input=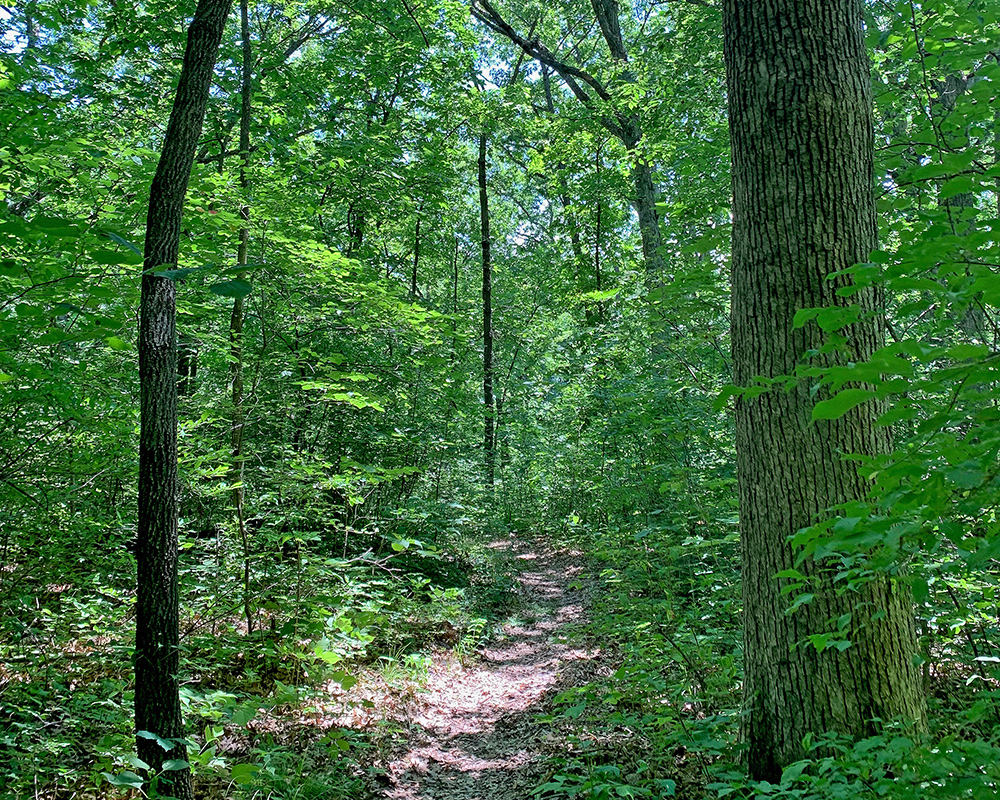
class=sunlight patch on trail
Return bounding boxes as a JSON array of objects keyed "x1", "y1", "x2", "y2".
[{"x1": 376, "y1": 542, "x2": 599, "y2": 800}]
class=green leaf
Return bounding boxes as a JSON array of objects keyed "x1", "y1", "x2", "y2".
[
  {"x1": 136, "y1": 729, "x2": 174, "y2": 751},
  {"x1": 946, "y1": 464, "x2": 984, "y2": 489},
  {"x1": 774, "y1": 568, "x2": 806, "y2": 580},
  {"x1": 314, "y1": 646, "x2": 342, "y2": 665},
  {"x1": 579, "y1": 287, "x2": 620, "y2": 302},
  {"x1": 337, "y1": 673, "x2": 358, "y2": 691},
  {"x1": 812, "y1": 389, "x2": 875, "y2": 421},
  {"x1": 938, "y1": 174, "x2": 978, "y2": 199},
  {"x1": 154, "y1": 267, "x2": 203, "y2": 281},
  {"x1": 97, "y1": 228, "x2": 142, "y2": 256},
  {"x1": 123, "y1": 755, "x2": 150, "y2": 771},
  {"x1": 102, "y1": 771, "x2": 144, "y2": 789},
  {"x1": 161, "y1": 759, "x2": 189, "y2": 771},
  {"x1": 231, "y1": 763, "x2": 260, "y2": 784},
  {"x1": 208, "y1": 279, "x2": 252, "y2": 298},
  {"x1": 90, "y1": 248, "x2": 143, "y2": 266},
  {"x1": 713, "y1": 384, "x2": 743, "y2": 411},
  {"x1": 106, "y1": 336, "x2": 128, "y2": 350},
  {"x1": 230, "y1": 704, "x2": 257, "y2": 726},
  {"x1": 789, "y1": 593, "x2": 815, "y2": 612}
]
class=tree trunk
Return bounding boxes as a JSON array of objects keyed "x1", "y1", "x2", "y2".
[
  {"x1": 23, "y1": 0, "x2": 40, "y2": 50},
  {"x1": 479, "y1": 130, "x2": 496, "y2": 487},
  {"x1": 589, "y1": 0, "x2": 664, "y2": 286},
  {"x1": 136, "y1": 0, "x2": 231, "y2": 794},
  {"x1": 723, "y1": 0, "x2": 924, "y2": 781},
  {"x1": 472, "y1": 0, "x2": 664, "y2": 287},
  {"x1": 231, "y1": 0, "x2": 253, "y2": 636},
  {"x1": 177, "y1": 333, "x2": 198, "y2": 396},
  {"x1": 411, "y1": 216, "x2": 420, "y2": 296},
  {"x1": 631, "y1": 158, "x2": 664, "y2": 288}
]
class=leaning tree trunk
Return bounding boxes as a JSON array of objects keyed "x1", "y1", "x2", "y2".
[
  {"x1": 723, "y1": 0, "x2": 924, "y2": 781},
  {"x1": 136, "y1": 0, "x2": 231, "y2": 794}
]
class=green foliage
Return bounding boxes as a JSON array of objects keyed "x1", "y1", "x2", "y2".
[
  {"x1": 3, "y1": 0, "x2": 999, "y2": 795},
  {"x1": 711, "y1": 726, "x2": 1000, "y2": 800}
]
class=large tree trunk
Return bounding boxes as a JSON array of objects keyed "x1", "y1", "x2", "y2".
[
  {"x1": 136, "y1": 0, "x2": 231, "y2": 794},
  {"x1": 723, "y1": 0, "x2": 924, "y2": 781},
  {"x1": 479, "y1": 130, "x2": 496, "y2": 487}
]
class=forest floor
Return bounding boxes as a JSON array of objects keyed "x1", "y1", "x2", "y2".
[{"x1": 354, "y1": 536, "x2": 604, "y2": 799}]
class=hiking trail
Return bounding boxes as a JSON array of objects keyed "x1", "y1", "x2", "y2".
[{"x1": 367, "y1": 537, "x2": 601, "y2": 799}]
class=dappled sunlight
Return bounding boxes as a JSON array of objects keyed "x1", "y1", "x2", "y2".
[{"x1": 365, "y1": 541, "x2": 600, "y2": 799}]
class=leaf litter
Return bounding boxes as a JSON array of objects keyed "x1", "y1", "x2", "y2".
[{"x1": 365, "y1": 537, "x2": 602, "y2": 799}]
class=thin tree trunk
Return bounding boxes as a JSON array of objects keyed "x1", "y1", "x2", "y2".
[
  {"x1": 594, "y1": 142, "x2": 602, "y2": 292},
  {"x1": 232, "y1": 0, "x2": 253, "y2": 636},
  {"x1": 177, "y1": 333, "x2": 198, "y2": 396},
  {"x1": 472, "y1": 0, "x2": 664, "y2": 287},
  {"x1": 631, "y1": 158, "x2": 663, "y2": 287},
  {"x1": 542, "y1": 66, "x2": 587, "y2": 280},
  {"x1": 411, "y1": 217, "x2": 420, "y2": 296},
  {"x1": 136, "y1": 0, "x2": 231, "y2": 794},
  {"x1": 479, "y1": 130, "x2": 496, "y2": 487},
  {"x1": 23, "y1": 0, "x2": 40, "y2": 50},
  {"x1": 589, "y1": 0, "x2": 663, "y2": 286},
  {"x1": 723, "y1": 0, "x2": 924, "y2": 781}
]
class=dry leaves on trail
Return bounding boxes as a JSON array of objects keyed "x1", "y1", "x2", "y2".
[{"x1": 369, "y1": 538, "x2": 603, "y2": 800}]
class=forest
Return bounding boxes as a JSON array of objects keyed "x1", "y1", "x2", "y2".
[{"x1": 1, "y1": 0, "x2": 999, "y2": 797}]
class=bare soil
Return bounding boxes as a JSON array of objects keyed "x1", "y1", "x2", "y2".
[{"x1": 370, "y1": 537, "x2": 601, "y2": 800}]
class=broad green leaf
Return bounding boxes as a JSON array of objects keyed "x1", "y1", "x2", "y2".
[
  {"x1": 136, "y1": 729, "x2": 174, "y2": 751},
  {"x1": 314, "y1": 646, "x2": 342, "y2": 665},
  {"x1": 938, "y1": 174, "x2": 979, "y2": 199},
  {"x1": 774, "y1": 568, "x2": 806, "y2": 580},
  {"x1": 90, "y1": 248, "x2": 142, "y2": 265},
  {"x1": 153, "y1": 267, "x2": 203, "y2": 281},
  {"x1": 123, "y1": 755, "x2": 150, "y2": 771},
  {"x1": 102, "y1": 771, "x2": 144, "y2": 789},
  {"x1": 230, "y1": 704, "x2": 257, "y2": 726},
  {"x1": 812, "y1": 389, "x2": 875, "y2": 421},
  {"x1": 231, "y1": 763, "x2": 260, "y2": 784},
  {"x1": 161, "y1": 759, "x2": 189, "y2": 771},
  {"x1": 97, "y1": 228, "x2": 142, "y2": 256},
  {"x1": 208, "y1": 279, "x2": 253, "y2": 298}
]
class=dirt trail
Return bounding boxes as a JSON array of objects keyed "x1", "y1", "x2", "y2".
[{"x1": 376, "y1": 539, "x2": 599, "y2": 800}]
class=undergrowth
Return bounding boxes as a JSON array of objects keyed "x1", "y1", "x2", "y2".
[
  {"x1": 536, "y1": 520, "x2": 1000, "y2": 800},
  {"x1": 0, "y1": 500, "x2": 520, "y2": 799}
]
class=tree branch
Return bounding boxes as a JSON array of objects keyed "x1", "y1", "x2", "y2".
[{"x1": 470, "y1": 0, "x2": 627, "y2": 139}]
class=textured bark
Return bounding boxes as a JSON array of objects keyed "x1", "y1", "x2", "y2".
[
  {"x1": 479, "y1": 131, "x2": 496, "y2": 487},
  {"x1": 723, "y1": 0, "x2": 924, "y2": 781},
  {"x1": 631, "y1": 159, "x2": 663, "y2": 287},
  {"x1": 136, "y1": 0, "x2": 232, "y2": 794}
]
